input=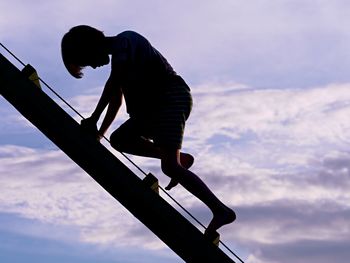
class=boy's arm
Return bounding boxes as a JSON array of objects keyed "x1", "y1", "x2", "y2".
[
  {"x1": 81, "y1": 76, "x2": 122, "y2": 140},
  {"x1": 90, "y1": 76, "x2": 114, "y2": 122},
  {"x1": 97, "y1": 84, "x2": 123, "y2": 139}
]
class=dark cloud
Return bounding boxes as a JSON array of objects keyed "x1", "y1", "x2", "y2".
[
  {"x1": 232, "y1": 201, "x2": 350, "y2": 263},
  {"x1": 252, "y1": 239, "x2": 350, "y2": 263},
  {"x1": 302, "y1": 154, "x2": 350, "y2": 189}
]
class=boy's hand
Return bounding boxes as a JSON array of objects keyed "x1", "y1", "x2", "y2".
[{"x1": 80, "y1": 117, "x2": 98, "y2": 139}]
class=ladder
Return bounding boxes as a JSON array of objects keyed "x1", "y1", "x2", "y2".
[{"x1": 0, "y1": 53, "x2": 235, "y2": 263}]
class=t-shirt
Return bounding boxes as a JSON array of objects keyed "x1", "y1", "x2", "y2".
[{"x1": 110, "y1": 31, "x2": 188, "y2": 118}]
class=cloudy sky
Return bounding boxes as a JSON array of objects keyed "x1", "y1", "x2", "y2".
[{"x1": 1, "y1": 1, "x2": 350, "y2": 262}]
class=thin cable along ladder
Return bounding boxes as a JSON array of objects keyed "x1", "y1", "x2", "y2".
[{"x1": 0, "y1": 52, "x2": 237, "y2": 263}]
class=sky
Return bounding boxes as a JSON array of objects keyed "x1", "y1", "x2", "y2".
[{"x1": 1, "y1": 0, "x2": 350, "y2": 262}]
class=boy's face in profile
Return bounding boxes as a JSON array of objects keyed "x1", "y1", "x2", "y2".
[
  {"x1": 83, "y1": 51, "x2": 110, "y2": 69},
  {"x1": 68, "y1": 51, "x2": 110, "y2": 78}
]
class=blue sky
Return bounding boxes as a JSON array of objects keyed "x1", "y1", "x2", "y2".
[{"x1": 1, "y1": 1, "x2": 350, "y2": 262}]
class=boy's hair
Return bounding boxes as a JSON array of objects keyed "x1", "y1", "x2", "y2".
[{"x1": 61, "y1": 25, "x2": 105, "y2": 78}]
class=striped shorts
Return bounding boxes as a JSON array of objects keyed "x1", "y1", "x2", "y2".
[
  {"x1": 112, "y1": 83, "x2": 192, "y2": 150},
  {"x1": 154, "y1": 84, "x2": 192, "y2": 148}
]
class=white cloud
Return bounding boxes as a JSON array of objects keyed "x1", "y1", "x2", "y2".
[{"x1": 188, "y1": 83, "x2": 350, "y2": 151}]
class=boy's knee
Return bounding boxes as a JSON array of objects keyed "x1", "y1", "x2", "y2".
[{"x1": 110, "y1": 130, "x2": 126, "y2": 151}]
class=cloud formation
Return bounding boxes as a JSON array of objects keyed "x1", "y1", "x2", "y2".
[{"x1": 1, "y1": 81, "x2": 350, "y2": 262}]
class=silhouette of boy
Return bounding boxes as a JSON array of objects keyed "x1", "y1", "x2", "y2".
[{"x1": 61, "y1": 25, "x2": 235, "y2": 235}]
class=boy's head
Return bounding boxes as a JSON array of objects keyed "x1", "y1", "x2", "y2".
[{"x1": 61, "y1": 25, "x2": 110, "y2": 78}]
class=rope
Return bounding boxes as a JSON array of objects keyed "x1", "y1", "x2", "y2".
[
  {"x1": 0, "y1": 43, "x2": 26, "y2": 67},
  {"x1": 0, "y1": 43, "x2": 245, "y2": 263}
]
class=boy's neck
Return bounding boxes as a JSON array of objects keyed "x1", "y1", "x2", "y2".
[{"x1": 105, "y1": 37, "x2": 114, "y2": 54}]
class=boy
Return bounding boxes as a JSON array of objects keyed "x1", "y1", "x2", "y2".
[{"x1": 61, "y1": 25, "x2": 235, "y2": 235}]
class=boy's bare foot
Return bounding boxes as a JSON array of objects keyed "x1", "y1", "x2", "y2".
[
  {"x1": 205, "y1": 207, "x2": 236, "y2": 235},
  {"x1": 164, "y1": 179, "x2": 179, "y2": 191},
  {"x1": 165, "y1": 153, "x2": 194, "y2": 190}
]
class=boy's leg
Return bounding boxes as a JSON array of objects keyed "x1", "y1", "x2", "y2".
[
  {"x1": 110, "y1": 118, "x2": 161, "y2": 158},
  {"x1": 160, "y1": 148, "x2": 236, "y2": 233},
  {"x1": 110, "y1": 119, "x2": 194, "y2": 166},
  {"x1": 165, "y1": 152, "x2": 193, "y2": 190},
  {"x1": 111, "y1": 121, "x2": 235, "y2": 232}
]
